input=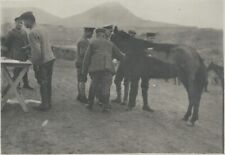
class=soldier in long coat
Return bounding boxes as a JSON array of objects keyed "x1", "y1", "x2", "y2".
[
  {"x1": 82, "y1": 28, "x2": 124, "y2": 112},
  {"x1": 76, "y1": 27, "x2": 95, "y2": 103}
]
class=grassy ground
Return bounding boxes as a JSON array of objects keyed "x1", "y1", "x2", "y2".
[{"x1": 1, "y1": 59, "x2": 223, "y2": 153}]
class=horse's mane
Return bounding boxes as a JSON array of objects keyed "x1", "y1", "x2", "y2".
[{"x1": 117, "y1": 30, "x2": 177, "y2": 53}]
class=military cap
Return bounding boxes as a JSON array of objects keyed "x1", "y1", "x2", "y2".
[
  {"x1": 84, "y1": 27, "x2": 95, "y2": 32},
  {"x1": 14, "y1": 17, "x2": 21, "y2": 21},
  {"x1": 103, "y1": 24, "x2": 113, "y2": 30},
  {"x1": 146, "y1": 32, "x2": 157, "y2": 37},
  {"x1": 20, "y1": 11, "x2": 35, "y2": 21},
  {"x1": 95, "y1": 28, "x2": 106, "y2": 33},
  {"x1": 128, "y1": 30, "x2": 136, "y2": 35}
]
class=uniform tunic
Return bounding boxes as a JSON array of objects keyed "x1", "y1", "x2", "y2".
[
  {"x1": 83, "y1": 38, "x2": 124, "y2": 75},
  {"x1": 5, "y1": 28, "x2": 29, "y2": 61}
]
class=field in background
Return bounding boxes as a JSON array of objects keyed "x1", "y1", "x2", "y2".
[
  {"x1": 1, "y1": 59, "x2": 223, "y2": 154},
  {"x1": 1, "y1": 23, "x2": 223, "y2": 65}
]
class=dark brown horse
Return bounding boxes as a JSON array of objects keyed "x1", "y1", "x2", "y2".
[
  {"x1": 207, "y1": 62, "x2": 224, "y2": 88},
  {"x1": 111, "y1": 27, "x2": 207, "y2": 126}
]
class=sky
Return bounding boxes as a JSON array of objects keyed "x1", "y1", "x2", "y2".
[{"x1": 1, "y1": 0, "x2": 224, "y2": 29}]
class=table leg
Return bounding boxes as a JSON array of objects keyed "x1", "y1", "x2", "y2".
[{"x1": 1, "y1": 65, "x2": 29, "y2": 112}]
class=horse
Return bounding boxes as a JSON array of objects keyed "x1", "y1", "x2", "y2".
[
  {"x1": 207, "y1": 62, "x2": 224, "y2": 89},
  {"x1": 111, "y1": 26, "x2": 207, "y2": 126}
]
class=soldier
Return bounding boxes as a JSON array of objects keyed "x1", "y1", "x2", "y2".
[
  {"x1": 103, "y1": 24, "x2": 114, "y2": 40},
  {"x1": 5, "y1": 17, "x2": 33, "y2": 89},
  {"x1": 76, "y1": 27, "x2": 95, "y2": 103},
  {"x1": 20, "y1": 11, "x2": 55, "y2": 111},
  {"x1": 82, "y1": 28, "x2": 124, "y2": 112},
  {"x1": 128, "y1": 30, "x2": 136, "y2": 37}
]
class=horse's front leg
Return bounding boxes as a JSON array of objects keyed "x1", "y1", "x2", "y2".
[
  {"x1": 141, "y1": 78, "x2": 154, "y2": 112},
  {"x1": 127, "y1": 77, "x2": 140, "y2": 110}
]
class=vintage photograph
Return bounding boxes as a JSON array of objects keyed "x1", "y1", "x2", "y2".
[{"x1": 0, "y1": 0, "x2": 224, "y2": 154}]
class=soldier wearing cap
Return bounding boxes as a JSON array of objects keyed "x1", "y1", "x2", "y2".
[
  {"x1": 146, "y1": 32, "x2": 157, "y2": 43},
  {"x1": 128, "y1": 30, "x2": 136, "y2": 38},
  {"x1": 76, "y1": 27, "x2": 95, "y2": 103},
  {"x1": 83, "y1": 28, "x2": 124, "y2": 112},
  {"x1": 5, "y1": 17, "x2": 33, "y2": 89},
  {"x1": 103, "y1": 24, "x2": 113, "y2": 40},
  {"x1": 20, "y1": 11, "x2": 55, "y2": 111}
]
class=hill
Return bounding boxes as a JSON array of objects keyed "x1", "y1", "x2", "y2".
[
  {"x1": 59, "y1": 2, "x2": 181, "y2": 28},
  {"x1": 1, "y1": 7, "x2": 61, "y2": 24}
]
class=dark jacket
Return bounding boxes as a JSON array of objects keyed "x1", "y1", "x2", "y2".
[
  {"x1": 76, "y1": 37, "x2": 89, "y2": 68},
  {"x1": 82, "y1": 38, "x2": 124, "y2": 74},
  {"x1": 5, "y1": 28, "x2": 29, "y2": 61}
]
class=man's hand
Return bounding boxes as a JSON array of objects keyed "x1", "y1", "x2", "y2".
[{"x1": 21, "y1": 45, "x2": 31, "y2": 51}]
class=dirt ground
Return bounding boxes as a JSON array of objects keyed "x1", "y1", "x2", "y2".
[{"x1": 1, "y1": 59, "x2": 224, "y2": 154}]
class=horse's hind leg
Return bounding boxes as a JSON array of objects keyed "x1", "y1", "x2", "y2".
[
  {"x1": 184, "y1": 78, "x2": 204, "y2": 126},
  {"x1": 181, "y1": 76, "x2": 195, "y2": 122},
  {"x1": 190, "y1": 81, "x2": 205, "y2": 124},
  {"x1": 141, "y1": 78, "x2": 154, "y2": 112},
  {"x1": 190, "y1": 92, "x2": 201, "y2": 124},
  {"x1": 127, "y1": 77, "x2": 140, "y2": 110}
]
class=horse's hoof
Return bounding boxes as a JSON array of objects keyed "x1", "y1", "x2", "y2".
[
  {"x1": 142, "y1": 106, "x2": 154, "y2": 112},
  {"x1": 186, "y1": 121, "x2": 195, "y2": 127}
]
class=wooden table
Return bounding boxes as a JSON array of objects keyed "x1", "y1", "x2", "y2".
[{"x1": 1, "y1": 58, "x2": 32, "y2": 112}]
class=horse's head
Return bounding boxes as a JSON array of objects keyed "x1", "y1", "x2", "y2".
[
  {"x1": 111, "y1": 26, "x2": 132, "y2": 49},
  {"x1": 111, "y1": 26, "x2": 148, "y2": 56}
]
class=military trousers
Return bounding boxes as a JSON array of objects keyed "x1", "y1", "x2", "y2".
[
  {"x1": 33, "y1": 60, "x2": 54, "y2": 105},
  {"x1": 76, "y1": 67, "x2": 87, "y2": 99},
  {"x1": 88, "y1": 71, "x2": 113, "y2": 107}
]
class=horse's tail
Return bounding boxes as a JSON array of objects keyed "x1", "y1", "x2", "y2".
[{"x1": 195, "y1": 55, "x2": 207, "y2": 93}]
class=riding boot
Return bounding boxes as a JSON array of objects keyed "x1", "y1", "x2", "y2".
[
  {"x1": 102, "y1": 95, "x2": 111, "y2": 112},
  {"x1": 86, "y1": 98, "x2": 94, "y2": 110},
  {"x1": 79, "y1": 82, "x2": 88, "y2": 103},
  {"x1": 112, "y1": 84, "x2": 121, "y2": 103},
  {"x1": 34, "y1": 82, "x2": 50, "y2": 111},
  {"x1": 77, "y1": 82, "x2": 81, "y2": 100},
  {"x1": 87, "y1": 84, "x2": 95, "y2": 109},
  {"x1": 122, "y1": 82, "x2": 129, "y2": 105}
]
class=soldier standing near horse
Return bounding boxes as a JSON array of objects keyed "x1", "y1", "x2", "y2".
[
  {"x1": 76, "y1": 27, "x2": 95, "y2": 103},
  {"x1": 5, "y1": 17, "x2": 33, "y2": 89},
  {"x1": 82, "y1": 28, "x2": 124, "y2": 112},
  {"x1": 20, "y1": 11, "x2": 55, "y2": 111}
]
